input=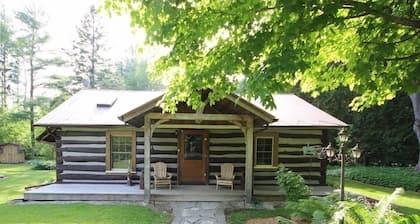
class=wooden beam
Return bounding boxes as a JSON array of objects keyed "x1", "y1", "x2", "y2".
[
  {"x1": 156, "y1": 124, "x2": 241, "y2": 129},
  {"x1": 144, "y1": 116, "x2": 151, "y2": 204},
  {"x1": 245, "y1": 116, "x2": 254, "y2": 203},
  {"x1": 147, "y1": 112, "x2": 249, "y2": 121}
]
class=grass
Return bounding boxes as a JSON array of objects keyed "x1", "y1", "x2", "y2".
[
  {"x1": 0, "y1": 163, "x2": 170, "y2": 224},
  {"x1": 0, "y1": 163, "x2": 55, "y2": 203},
  {"x1": 328, "y1": 177, "x2": 420, "y2": 215},
  {"x1": 0, "y1": 203, "x2": 169, "y2": 224},
  {"x1": 227, "y1": 208, "x2": 289, "y2": 224}
]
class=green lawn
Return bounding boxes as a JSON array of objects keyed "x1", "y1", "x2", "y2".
[
  {"x1": 0, "y1": 163, "x2": 170, "y2": 224},
  {"x1": 328, "y1": 177, "x2": 420, "y2": 215},
  {"x1": 0, "y1": 163, "x2": 55, "y2": 203},
  {"x1": 0, "y1": 203, "x2": 169, "y2": 224}
]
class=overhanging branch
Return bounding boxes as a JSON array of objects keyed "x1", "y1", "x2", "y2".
[{"x1": 343, "y1": 0, "x2": 420, "y2": 29}]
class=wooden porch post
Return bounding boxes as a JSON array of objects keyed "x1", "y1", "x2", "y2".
[
  {"x1": 245, "y1": 117, "x2": 254, "y2": 203},
  {"x1": 144, "y1": 115, "x2": 151, "y2": 204}
]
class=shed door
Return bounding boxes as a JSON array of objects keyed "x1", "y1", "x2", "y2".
[{"x1": 178, "y1": 130, "x2": 208, "y2": 184}]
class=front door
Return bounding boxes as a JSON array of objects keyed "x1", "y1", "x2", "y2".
[{"x1": 178, "y1": 130, "x2": 208, "y2": 184}]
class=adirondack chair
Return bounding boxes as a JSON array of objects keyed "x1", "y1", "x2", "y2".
[
  {"x1": 215, "y1": 163, "x2": 235, "y2": 191},
  {"x1": 152, "y1": 162, "x2": 172, "y2": 190}
]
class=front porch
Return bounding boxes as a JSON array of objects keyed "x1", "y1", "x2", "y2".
[
  {"x1": 24, "y1": 184, "x2": 246, "y2": 202},
  {"x1": 24, "y1": 184, "x2": 333, "y2": 202}
]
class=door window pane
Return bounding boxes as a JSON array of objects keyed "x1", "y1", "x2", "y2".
[{"x1": 184, "y1": 134, "x2": 202, "y2": 160}]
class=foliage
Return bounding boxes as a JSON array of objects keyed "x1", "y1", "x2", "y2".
[
  {"x1": 0, "y1": 203, "x2": 170, "y2": 224},
  {"x1": 67, "y1": 5, "x2": 120, "y2": 89},
  {"x1": 276, "y1": 166, "x2": 311, "y2": 201},
  {"x1": 0, "y1": 163, "x2": 54, "y2": 203},
  {"x1": 327, "y1": 177, "x2": 420, "y2": 215},
  {"x1": 29, "y1": 160, "x2": 56, "y2": 170},
  {"x1": 300, "y1": 89, "x2": 418, "y2": 166},
  {"x1": 337, "y1": 188, "x2": 420, "y2": 224},
  {"x1": 285, "y1": 193, "x2": 340, "y2": 224},
  {"x1": 0, "y1": 7, "x2": 18, "y2": 108},
  {"x1": 328, "y1": 166, "x2": 420, "y2": 192},
  {"x1": 105, "y1": 0, "x2": 419, "y2": 112},
  {"x1": 227, "y1": 208, "x2": 289, "y2": 224},
  {"x1": 117, "y1": 56, "x2": 164, "y2": 90}
]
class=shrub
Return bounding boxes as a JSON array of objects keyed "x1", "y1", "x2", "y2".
[
  {"x1": 328, "y1": 166, "x2": 420, "y2": 192},
  {"x1": 30, "y1": 160, "x2": 56, "y2": 170},
  {"x1": 276, "y1": 166, "x2": 311, "y2": 201},
  {"x1": 285, "y1": 193, "x2": 340, "y2": 224}
]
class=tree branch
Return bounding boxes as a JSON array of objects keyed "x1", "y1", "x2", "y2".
[
  {"x1": 384, "y1": 52, "x2": 420, "y2": 61},
  {"x1": 362, "y1": 30, "x2": 420, "y2": 45},
  {"x1": 343, "y1": 0, "x2": 420, "y2": 29}
]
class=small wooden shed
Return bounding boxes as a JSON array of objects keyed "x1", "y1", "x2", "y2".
[{"x1": 0, "y1": 143, "x2": 25, "y2": 163}]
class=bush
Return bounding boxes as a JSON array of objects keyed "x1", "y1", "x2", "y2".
[
  {"x1": 276, "y1": 166, "x2": 311, "y2": 201},
  {"x1": 328, "y1": 166, "x2": 420, "y2": 192},
  {"x1": 30, "y1": 160, "x2": 56, "y2": 170},
  {"x1": 285, "y1": 193, "x2": 340, "y2": 224}
]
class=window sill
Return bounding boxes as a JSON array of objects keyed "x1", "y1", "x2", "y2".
[
  {"x1": 106, "y1": 170, "x2": 129, "y2": 175},
  {"x1": 254, "y1": 165, "x2": 278, "y2": 170}
]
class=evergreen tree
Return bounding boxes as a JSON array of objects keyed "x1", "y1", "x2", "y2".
[
  {"x1": 68, "y1": 5, "x2": 119, "y2": 89},
  {"x1": 0, "y1": 7, "x2": 18, "y2": 108},
  {"x1": 16, "y1": 6, "x2": 50, "y2": 149}
]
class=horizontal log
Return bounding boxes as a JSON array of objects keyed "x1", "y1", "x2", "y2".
[
  {"x1": 208, "y1": 133, "x2": 244, "y2": 138},
  {"x1": 209, "y1": 158, "x2": 245, "y2": 163},
  {"x1": 58, "y1": 131, "x2": 105, "y2": 136},
  {"x1": 63, "y1": 156, "x2": 105, "y2": 162},
  {"x1": 61, "y1": 140, "x2": 106, "y2": 144},
  {"x1": 209, "y1": 143, "x2": 245, "y2": 147},
  {"x1": 61, "y1": 173, "x2": 127, "y2": 180},
  {"x1": 61, "y1": 164, "x2": 105, "y2": 172},
  {"x1": 279, "y1": 157, "x2": 321, "y2": 163},
  {"x1": 209, "y1": 151, "x2": 245, "y2": 155},
  {"x1": 60, "y1": 147, "x2": 105, "y2": 153},
  {"x1": 278, "y1": 133, "x2": 322, "y2": 139}
]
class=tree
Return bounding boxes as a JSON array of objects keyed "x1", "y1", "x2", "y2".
[
  {"x1": 0, "y1": 7, "x2": 18, "y2": 108},
  {"x1": 105, "y1": 1, "x2": 420, "y2": 168},
  {"x1": 16, "y1": 6, "x2": 50, "y2": 149},
  {"x1": 68, "y1": 5, "x2": 118, "y2": 89},
  {"x1": 117, "y1": 53, "x2": 164, "y2": 90}
]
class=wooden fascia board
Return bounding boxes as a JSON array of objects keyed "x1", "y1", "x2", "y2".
[
  {"x1": 146, "y1": 112, "x2": 252, "y2": 122},
  {"x1": 225, "y1": 95, "x2": 276, "y2": 123},
  {"x1": 119, "y1": 94, "x2": 164, "y2": 122}
]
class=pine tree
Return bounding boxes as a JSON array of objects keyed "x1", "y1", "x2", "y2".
[
  {"x1": 16, "y1": 6, "x2": 50, "y2": 149},
  {"x1": 68, "y1": 5, "x2": 119, "y2": 89},
  {"x1": 0, "y1": 7, "x2": 18, "y2": 108}
]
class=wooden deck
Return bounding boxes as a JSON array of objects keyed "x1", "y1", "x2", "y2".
[
  {"x1": 24, "y1": 184, "x2": 246, "y2": 202},
  {"x1": 24, "y1": 184, "x2": 333, "y2": 202}
]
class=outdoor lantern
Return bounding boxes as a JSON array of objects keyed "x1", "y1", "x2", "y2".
[
  {"x1": 338, "y1": 128, "x2": 349, "y2": 143},
  {"x1": 325, "y1": 143, "x2": 336, "y2": 158},
  {"x1": 351, "y1": 144, "x2": 362, "y2": 159}
]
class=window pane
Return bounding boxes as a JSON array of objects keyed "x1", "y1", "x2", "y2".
[
  {"x1": 184, "y1": 134, "x2": 202, "y2": 160},
  {"x1": 256, "y1": 138, "x2": 273, "y2": 165},
  {"x1": 111, "y1": 135, "x2": 132, "y2": 169}
]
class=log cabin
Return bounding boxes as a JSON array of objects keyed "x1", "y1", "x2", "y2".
[{"x1": 35, "y1": 89, "x2": 347, "y2": 203}]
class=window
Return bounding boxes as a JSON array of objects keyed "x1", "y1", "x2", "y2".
[
  {"x1": 106, "y1": 131, "x2": 136, "y2": 172},
  {"x1": 255, "y1": 134, "x2": 277, "y2": 167}
]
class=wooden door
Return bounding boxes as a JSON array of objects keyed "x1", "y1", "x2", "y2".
[{"x1": 178, "y1": 130, "x2": 208, "y2": 184}]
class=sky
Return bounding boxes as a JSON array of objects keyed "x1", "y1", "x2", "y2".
[
  {"x1": 0, "y1": 0, "x2": 161, "y2": 97},
  {"x1": 1, "y1": 0, "x2": 146, "y2": 60}
]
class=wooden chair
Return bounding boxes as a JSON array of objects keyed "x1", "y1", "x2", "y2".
[
  {"x1": 215, "y1": 163, "x2": 235, "y2": 191},
  {"x1": 152, "y1": 162, "x2": 172, "y2": 190}
]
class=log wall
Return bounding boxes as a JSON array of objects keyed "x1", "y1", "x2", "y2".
[{"x1": 56, "y1": 127, "x2": 327, "y2": 188}]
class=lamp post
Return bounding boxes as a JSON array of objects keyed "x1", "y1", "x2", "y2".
[{"x1": 324, "y1": 128, "x2": 362, "y2": 224}]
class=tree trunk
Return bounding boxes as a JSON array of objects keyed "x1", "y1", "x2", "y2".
[{"x1": 409, "y1": 93, "x2": 420, "y2": 172}]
